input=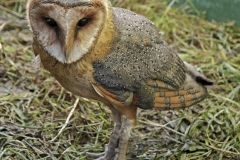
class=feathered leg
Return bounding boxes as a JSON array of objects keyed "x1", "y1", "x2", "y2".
[
  {"x1": 82, "y1": 108, "x2": 122, "y2": 160},
  {"x1": 114, "y1": 115, "x2": 133, "y2": 160}
]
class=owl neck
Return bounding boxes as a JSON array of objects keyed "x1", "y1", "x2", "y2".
[{"x1": 85, "y1": 6, "x2": 117, "y2": 62}]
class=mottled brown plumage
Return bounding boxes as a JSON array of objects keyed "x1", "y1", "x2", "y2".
[{"x1": 27, "y1": 0, "x2": 213, "y2": 159}]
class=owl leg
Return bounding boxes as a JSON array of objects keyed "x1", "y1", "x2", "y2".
[
  {"x1": 96, "y1": 114, "x2": 132, "y2": 160},
  {"x1": 82, "y1": 108, "x2": 122, "y2": 160},
  {"x1": 101, "y1": 108, "x2": 122, "y2": 159},
  {"x1": 114, "y1": 115, "x2": 132, "y2": 160}
]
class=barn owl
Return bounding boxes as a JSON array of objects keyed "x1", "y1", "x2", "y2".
[{"x1": 27, "y1": 0, "x2": 212, "y2": 159}]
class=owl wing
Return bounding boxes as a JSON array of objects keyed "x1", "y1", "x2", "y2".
[
  {"x1": 92, "y1": 74, "x2": 210, "y2": 110},
  {"x1": 111, "y1": 7, "x2": 186, "y2": 87},
  {"x1": 92, "y1": 7, "x2": 210, "y2": 109}
]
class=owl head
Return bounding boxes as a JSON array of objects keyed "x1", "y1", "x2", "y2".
[{"x1": 27, "y1": 0, "x2": 112, "y2": 63}]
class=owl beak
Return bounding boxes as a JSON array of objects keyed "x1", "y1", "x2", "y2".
[
  {"x1": 63, "y1": 44, "x2": 75, "y2": 64},
  {"x1": 63, "y1": 44, "x2": 71, "y2": 63},
  {"x1": 63, "y1": 31, "x2": 75, "y2": 63},
  {"x1": 63, "y1": 51, "x2": 68, "y2": 63}
]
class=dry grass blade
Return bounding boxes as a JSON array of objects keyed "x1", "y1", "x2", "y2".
[
  {"x1": 51, "y1": 97, "x2": 80, "y2": 142},
  {"x1": 0, "y1": 5, "x2": 24, "y2": 18}
]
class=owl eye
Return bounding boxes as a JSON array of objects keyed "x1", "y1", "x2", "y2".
[
  {"x1": 45, "y1": 18, "x2": 57, "y2": 28},
  {"x1": 77, "y1": 18, "x2": 90, "y2": 28}
]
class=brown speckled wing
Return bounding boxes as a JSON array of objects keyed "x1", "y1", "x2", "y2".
[
  {"x1": 147, "y1": 76, "x2": 208, "y2": 110},
  {"x1": 93, "y1": 8, "x2": 187, "y2": 109}
]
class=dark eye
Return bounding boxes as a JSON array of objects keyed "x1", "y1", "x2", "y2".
[
  {"x1": 45, "y1": 18, "x2": 57, "y2": 28},
  {"x1": 77, "y1": 18, "x2": 90, "y2": 28}
]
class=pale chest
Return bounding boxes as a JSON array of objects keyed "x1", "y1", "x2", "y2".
[{"x1": 39, "y1": 52, "x2": 102, "y2": 101}]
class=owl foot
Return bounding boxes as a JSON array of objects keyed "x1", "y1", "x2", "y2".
[
  {"x1": 81, "y1": 122, "x2": 120, "y2": 160},
  {"x1": 82, "y1": 144, "x2": 116, "y2": 160},
  {"x1": 82, "y1": 116, "x2": 131, "y2": 160}
]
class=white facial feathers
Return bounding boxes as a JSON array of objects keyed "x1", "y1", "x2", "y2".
[{"x1": 27, "y1": 0, "x2": 108, "y2": 63}]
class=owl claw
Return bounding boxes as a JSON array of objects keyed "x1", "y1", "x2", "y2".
[{"x1": 81, "y1": 144, "x2": 117, "y2": 160}]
